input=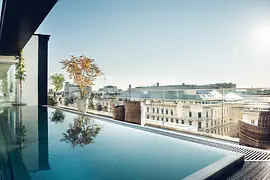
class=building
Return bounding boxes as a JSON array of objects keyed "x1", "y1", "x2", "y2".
[
  {"x1": 0, "y1": 0, "x2": 57, "y2": 178},
  {"x1": 119, "y1": 82, "x2": 236, "y2": 99},
  {"x1": 64, "y1": 82, "x2": 92, "y2": 99},
  {"x1": 131, "y1": 82, "x2": 236, "y2": 91},
  {"x1": 99, "y1": 85, "x2": 118, "y2": 93},
  {"x1": 0, "y1": 0, "x2": 57, "y2": 106},
  {"x1": 97, "y1": 85, "x2": 122, "y2": 99},
  {"x1": 139, "y1": 90, "x2": 244, "y2": 137}
]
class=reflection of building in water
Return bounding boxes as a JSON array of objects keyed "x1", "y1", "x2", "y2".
[
  {"x1": 142, "y1": 90, "x2": 244, "y2": 137},
  {"x1": 239, "y1": 104, "x2": 270, "y2": 149},
  {"x1": 0, "y1": 107, "x2": 50, "y2": 179}
]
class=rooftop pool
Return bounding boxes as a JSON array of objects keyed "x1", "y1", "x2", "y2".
[{"x1": 0, "y1": 106, "x2": 243, "y2": 180}]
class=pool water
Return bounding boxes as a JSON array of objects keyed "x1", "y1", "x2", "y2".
[{"x1": 0, "y1": 106, "x2": 231, "y2": 180}]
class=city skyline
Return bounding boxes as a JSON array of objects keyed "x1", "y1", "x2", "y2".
[{"x1": 36, "y1": 0, "x2": 270, "y2": 90}]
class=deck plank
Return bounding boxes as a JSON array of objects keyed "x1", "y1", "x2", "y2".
[{"x1": 227, "y1": 161, "x2": 270, "y2": 180}]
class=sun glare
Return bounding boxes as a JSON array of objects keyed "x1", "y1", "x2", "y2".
[{"x1": 251, "y1": 24, "x2": 270, "y2": 52}]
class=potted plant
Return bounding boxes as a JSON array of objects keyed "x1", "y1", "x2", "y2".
[
  {"x1": 60, "y1": 55, "x2": 102, "y2": 113},
  {"x1": 14, "y1": 51, "x2": 26, "y2": 106},
  {"x1": 49, "y1": 73, "x2": 65, "y2": 106}
]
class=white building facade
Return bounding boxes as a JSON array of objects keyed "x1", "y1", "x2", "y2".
[
  {"x1": 64, "y1": 82, "x2": 92, "y2": 99},
  {"x1": 141, "y1": 90, "x2": 244, "y2": 137}
]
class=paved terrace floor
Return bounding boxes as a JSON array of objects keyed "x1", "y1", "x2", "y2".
[{"x1": 50, "y1": 105, "x2": 270, "y2": 180}]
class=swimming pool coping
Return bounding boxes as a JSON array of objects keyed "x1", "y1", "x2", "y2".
[{"x1": 183, "y1": 153, "x2": 244, "y2": 180}]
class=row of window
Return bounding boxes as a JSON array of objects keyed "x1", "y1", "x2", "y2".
[
  {"x1": 146, "y1": 106, "x2": 232, "y2": 118},
  {"x1": 189, "y1": 112, "x2": 203, "y2": 118},
  {"x1": 146, "y1": 115, "x2": 202, "y2": 127},
  {"x1": 205, "y1": 119, "x2": 231, "y2": 128},
  {"x1": 147, "y1": 107, "x2": 174, "y2": 115},
  {"x1": 147, "y1": 107, "x2": 209, "y2": 118},
  {"x1": 207, "y1": 126, "x2": 230, "y2": 134}
]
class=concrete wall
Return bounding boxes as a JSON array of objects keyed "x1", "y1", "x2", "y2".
[
  {"x1": 22, "y1": 35, "x2": 39, "y2": 105},
  {"x1": 21, "y1": 34, "x2": 49, "y2": 106}
]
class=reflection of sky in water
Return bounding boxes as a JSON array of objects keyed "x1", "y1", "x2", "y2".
[{"x1": 3, "y1": 106, "x2": 232, "y2": 180}]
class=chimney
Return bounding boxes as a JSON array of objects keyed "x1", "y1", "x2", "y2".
[
  {"x1": 129, "y1": 85, "x2": 131, "y2": 89},
  {"x1": 157, "y1": 82, "x2": 159, "y2": 87}
]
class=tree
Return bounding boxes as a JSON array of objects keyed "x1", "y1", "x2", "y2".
[
  {"x1": 60, "y1": 55, "x2": 103, "y2": 99},
  {"x1": 50, "y1": 73, "x2": 65, "y2": 92},
  {"x1": 15, "y1": 51, "x2": 26, "y2": 104}
]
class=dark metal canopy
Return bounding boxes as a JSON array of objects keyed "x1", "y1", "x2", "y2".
[{"x1": 0, "y1": 0, "x2": 58, "y2": 56}]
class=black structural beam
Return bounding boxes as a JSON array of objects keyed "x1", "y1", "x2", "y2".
[{"x1": 0, "y1": 0, "x2": 58, "y2": 56}]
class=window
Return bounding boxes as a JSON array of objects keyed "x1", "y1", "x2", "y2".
[
  {"x1": 171, "y1": 110, "x2": 173, "y2": 115},
  {"x1": 147, "y1": 115, "x2": 149, "y2": 119},
  {"x1": 153, "y1": 116, "x2": 155, "y2": 120},
  {"x1": 0, "y1": 64, "x2": 16, "y2": 104},
  {"x1": 181, "y1": 120, "x2": 184, "y2": 124},
  {"x1": 215, "y1": 120, "x2": 217, "y2": 126},
  {"x1": 176, "y1": 119, "x2": 179, "y2": 124},
  {"x1": 147, "y1": 107, "x2": 149, "y2": 112},
  {"x1": 198, "y1": 122, "x2": 202, "y2": 128},
  {"x1": 206, "y1": 121, "x2": 208, "y2": 128},
  {"x1": 166, "y1": 109, "x2": 168, "y2": 114},
  {"x1": 157, "y1": 108, "x2": 159, "y2": 113},
  {"x1": 171, "y1": 119, "x2": 174, "y2": 123},
  {"x1": 153, "y1": 108, "x2": 155, "y2": 113},
  {"x1": 161, "y1": 109, "x2": 164, "y2": 114},
  {"x1": 251, "y1": 119, "x2": 255, "y2": 124},
  {"x1": 161, "y1": 117, "x2": 164, "y2": 121},
  {"x1": 157, "y1": 117, "x2": 159, "y2": 121},
  {"x1": 166, "y1": 118, "x2": 169, "y2": 122},
  {"x1": 198, "y1": 112, "x2": 201, "y2": 118},
  {"x1": 206, "y1": 111, "x2": 208, "y2": 118},
  {"x1": 189, "y1": 111, "x2": 192, "y2": 117},
  {"x1": 189, "y1": 121, "x2": 192, "y2": 125},
  {"x1": 211, "y1": 120, "x2": 213, "y2": 126}
]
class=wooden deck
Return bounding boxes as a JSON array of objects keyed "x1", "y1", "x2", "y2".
[{"x1": 227, "y1": 161, "x2": 270, "y2": 180}]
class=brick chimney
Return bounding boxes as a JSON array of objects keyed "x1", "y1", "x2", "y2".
[{"x1": 157, "y1": 82, "x2": 159, "y2": 87}]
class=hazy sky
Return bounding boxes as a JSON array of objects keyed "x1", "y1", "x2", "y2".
[{"x1": 36, "y1": 0, "x2": 270, "y2": 90}]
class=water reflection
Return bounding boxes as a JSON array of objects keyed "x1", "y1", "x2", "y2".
[
  {"x1": 16, "y1": 108, "x2": 27, "y2": 154},
  {"x1": 50, "y1": 109, "x2": 65, "y2": 124},
  {"x1": 61, "y1": 116, "x2": 101, "y2": 148}
]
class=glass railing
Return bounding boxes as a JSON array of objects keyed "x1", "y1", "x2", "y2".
[
  {"x1": 61, "y1": 87, "x2": 270, "y2": 148},
  {"x1": 0, "y1": 64, "x2": 17, "y2": 105}
]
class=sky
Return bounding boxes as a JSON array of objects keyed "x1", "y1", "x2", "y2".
[{"x1": 36, "y1": 0, "x2": 270, "y2": 90}]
